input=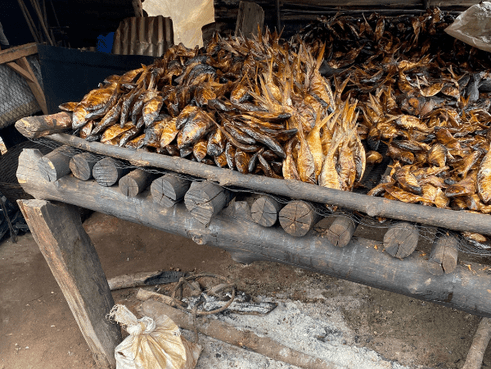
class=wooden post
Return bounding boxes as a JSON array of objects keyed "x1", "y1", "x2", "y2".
[
  {"x1": 118, "y1": 169, "x2": 156, "y2": 197},
  {"x1": 15, "y1": 111, "x2": 71, "y2": 139},
  {"x1": 326, "y1": 215, "x2": 357, "y2": 248},
  {"x1": 69, "y1": 152, "x2": 99, "y2": 181},
  {"x1": 38, "y1": 145, "x2": 76, "y2": 182},
  {"x1": 383, "y1": 222, "x2": 419, "y2": 259},
  {"x1": 17, "y1": 199, "x2": 121, "y2": 368},
  {"x1": 235, "y1": 1, "x2": 265, "y2": 37},
  {"x1": 427, "y1": 234, "x2": 459, "y2": 275},
  {"x1": 250, "y1": 196, "x2": 283, "y2": 227},
  {"x1": 150, "y1": 173, "x2": 191, "y2": 208},
  {"x1": 92, "y1": 157, "x2": 129, "y2": 187},
  {"x1": 279, "y1": 200, "x2": 321, "y2": 237},
  {"x1": 184, "y1": 181, "x2": 234, "y2": 226}
]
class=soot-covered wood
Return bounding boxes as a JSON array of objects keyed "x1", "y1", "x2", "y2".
[
  {"x1": 250, "y1": 196, "x2": 283, "y2": 227},
  {"x1": 69, "y1": 152, "x2": 99, "y2": 181},
  {"x1": 119, "y1": 169, "x2": 156, "y2": 197},
  {"x1": 150, "y1": 173, "x2": 191, "y2": 208},
  {"x1": 279, "y1": 200, "x2": 321, "y2": 237},
  {"x1": 427, "y1": 234, "x2": 459, "y2": 275},
  {"x1": 326, "y1": 215, "x2": 356, "y2": 248},
  {"x1": 383, "y1": 222, "x2": 419, "y2": 259},
  {"x1": 92, "y1": 157, "x2": 130, "y2": 187},
  {"x1": 38, "y1": 145, "x2": 77, "y2": 182}
]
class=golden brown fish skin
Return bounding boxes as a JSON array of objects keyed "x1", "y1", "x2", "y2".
[
  {"x1": 234, "y1": 121, "x2": 286, "y2": 159},
  {"x1": 455, "y1": 150, "x2": 482, "y2": 178},
  {"x1": 337, "y1": 138, "x2": 357, "y2": 191},
  {"x1": 124, "y1": 133, "x2": 145, "y2": 150},
  {"x1": 445, "y1": 172, "x2": 477, "y2": 198},
  {"x1": 225, "y1": 141, "x2": 236, "y2": 170},
  {"x1": 395, "y1": 166, "x2": 422, "y2": 195},
  {"x1": 387, "y1": 145, "x2": 415, "y2": 165},
  {"x1": 142, "y1": 92, "x2": 164, "y2": 127},
  {"x1": 366, "y1": 150, "x2": 383, "y2": 165},
  {"x1": 160, "y1": 117, "x2": 179, "y2": 148},
  {"x1": 294, "y1": 116, "x2": 316, "y2": 184},
  {"x1": 223, "y1": 121, "x2": 256, "y2": 145},
  {"x1": 427, "y1": 143, "x2": 447, "y2": 167},
  {"x1": 462, "y1": 231, "x2": 487, "y2": 243},
  {"x1": 214, "y1": 152, "x2": 228, "y2": 167},
  {"x1": 79, "y1": 120, "x2": 94, "y2": 139},
  {"x1": 101, "y1": 122, "x2": 135, "y2": 144},
  {"x1": 478, "y1": 147, "x2": 491, "y2": 204},
  {"x1": 175, "y1": 105, "x2": 200, "y2": 130},
  {"x1": 177, "y1": 110, "x2": 214, "y2": 149},
  {"x1": 59, "y1": 102, "x2": 79, "y2": 112},
  {"x1": 72, "y1": 104, "x2": 89, "y2": 129},
  {"x1": 143, "y1": 119, "x2": 167, "y2": 148},
  {"x1": 207, "y1": 128, "x2": 226, "y2": 157},
  {"x1": 92, "y1": 100, "x2": 123, "y2": 135},
  {"x1": 119, "y1": 125, "x2": 142, "y2": 147},
  {"x1": 384, "y1": 185, "x2": 426, "y2": 204},
  {"x1": 235, "y1": 149, "x2": 251, "y2": 174},
  {"x1": 319, "y1": 132, "x2": 343, "y2": 191},
  {"x1": 192, "y1": 139, "x2": 208, "y2": 162},
  {"x1": 282, "y1": 138, "x2": 301, "y2": 181}
]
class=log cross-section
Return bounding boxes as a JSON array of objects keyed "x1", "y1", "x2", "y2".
[
  {"x1": 119, "y1": 169, "x2": 156, "y2": 197},
  {"x1": 150, "y1": 173, "x2": 191, "y2": 208},
  {"x1": 38, "y1": 145, "x2": 77, "y2": 182},
  {"x1": 69, "y1": 152, "x2": 99, "y2": 181},
  {"x1": 17, "y1": 199, "x2": 121, "y2": 369},
  {"x1": 279, "y1": 200, "x2": 321, "y2": 237},
  {"x1": 92, "y1": 157, "x2": 130, "y2": 187},
  {"x1": 427, "y1": 234, "x2": 459, "y2": 275},
  {"x1": 326, "y1": 215, "x2": 357, "y2": 248},
  {"x1": 250, "y1": 195, "x2": 283, "y2": 227},
  {"x1": 383, "y1": 222, "x2": 419, "y2": 259}
]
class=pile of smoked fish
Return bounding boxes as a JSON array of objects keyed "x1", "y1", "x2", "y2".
[{"x1": 60, "y1": 7, "x2": 491, "y2": 241}]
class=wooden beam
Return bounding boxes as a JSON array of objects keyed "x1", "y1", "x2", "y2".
[
  {"x1": 16, "y1": 56, "x2": 48, "y2": 114},
  {"x1": 0, "y1": 43, "x2": 37, "y2": 64},
  {"x1": 235, "y1": 1, "x2": 265, "y2": 37},
  {"x1": 15, "y1": 112, "x2": 72, "y2": 139},
  {"x1": 33, "y1": 133, "x2": 491, "y2": 237},
  {"x1": 16, "y1": 147, "x2": 491, "y2": 318},
  {"x1": 17, "y1": 198, "x2": 121, "y2": 368},
  {"x1": 5, "y1": 61, "x2": 35, "y2": 82}
]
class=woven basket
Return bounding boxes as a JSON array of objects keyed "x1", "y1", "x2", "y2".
[{"x1": 0, "y1": 140, "x2": 52, "y2": 205}]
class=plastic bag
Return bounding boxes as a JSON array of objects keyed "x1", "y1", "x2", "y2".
[
  {"x1": 445, "y1": 2, "x2": 491, "y2": 52},
  {"x1": 109, "y1": 304, "x2": 202, "y2": 369}
]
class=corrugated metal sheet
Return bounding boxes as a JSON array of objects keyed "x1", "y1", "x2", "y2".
[{"x1": 112, "y1": 16, "x2": 174, "y2": 57}]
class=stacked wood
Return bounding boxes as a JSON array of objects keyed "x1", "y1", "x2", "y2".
[
  {"x1": 119, "y1": 169, "x2": 156, "y2": 197},
  {"x1": 250, "y1": 196, "x2": 283, "y2": 227},
  {"x1": 184, "y1": 181, "x2": 235, "y2": 226},
  {"x1": 38, "y1": 145, "x2": 77, "y2": 182},
  {"x1": 69, "y1": 152, "x2": 99, "y2": 181},
  {"x1": 92, "y1": 157, "x2": 129, "y2": 187},
  {"x1": 326, "y1": 215, "x2": 356, "y2": 248},
  {"x1": 279, "y1": 200, "x2": 321, "y2": 237},
  {"x1": 383, "y1": 222, "x2": 419, "y2": 259},
  {"x1": 150, "y1": 173, "x2": 191, "y2": 208},
  {"x1": 427, "y1": 234, "x2": 459, "y2": 275}
]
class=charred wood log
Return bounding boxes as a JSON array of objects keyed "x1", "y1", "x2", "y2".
[
  {"x1": 69, "y1": 152, "x2": 99, "y2": 181},
  {"x1": 250, "y1": 196, "x2": 283, "y2": 227},
  {"x1": 326, "y1": 215, "x2": 357, "y2": 248},
  {"x1": 279, "y1": 200, "x2": 321, "y2": 237},
  {"x1": 38, "y1": 145, "x2": 77, "y2": 182},
  {"x1": 92, "y1": 157, "x2": 129, "y2": 187},
  {"x1": 383, "y1": 222, "x2": 419, "y2": 259},
  {"x1": 150, "y1": 173, "x2": 191, "y2": 208},
  {"x1": 427, "y1": 234, "x2": 459, "y2": 275},
  {"x1": 119, "y1": 169, "x2": 156, "y2": 197}
]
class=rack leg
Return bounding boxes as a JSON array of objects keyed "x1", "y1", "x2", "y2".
[{"x1": 18, "y1": 199, "x2": 121, "y2": 369}]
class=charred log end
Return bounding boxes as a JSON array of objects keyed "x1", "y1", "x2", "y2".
[
  {"x1": 427, "y1": 234, "x2": 459, "y2": 276},
  {"x1": 119, "y1": 169, "x2": 155, "y2": 197},
  {"x1": 250, "y1": 196, "x2": 283, "y2": 227},
  {"x1": 279, "y1": 200, "x2": 321, "y2": 238},
  {"x1": 184, "y1": 181, "x2": 234, "y2": 226},
  {"x1": 92, "y1": 157, "x2": 129, "y2": 187},
  {"x1": 69, "y1": 152, "x2": 99, "y2": 181},
  {"x1": 327, "y1": 215, "x2": 357, "y2": 248},
  {"x1": 150, "y1": 173, "x2": 191, "y2": 208},
  {"x1": 38, "y1": 145, "x2": 75, "y2": 182},
  {"x1": 383, "y1": 222, "x2": 419, "y2": 259}
]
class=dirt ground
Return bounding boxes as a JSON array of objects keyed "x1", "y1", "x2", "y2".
[{"x1": 1, "y1": 210, "x2": 490, "y2": 369}]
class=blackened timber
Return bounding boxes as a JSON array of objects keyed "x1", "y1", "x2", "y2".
[
  {"x1": 17, "y1": 147, "x2": 491, "y2": 318},
  {"x1": 119, "y1": 169, "x2": 156, "y2": 197},
  {"x1": 327, "y1": 215, "x2": 356, "y2": 248},
  {"x1": 383, "y1": 222, "x2": 419, "y2": 259},
  {"x1": 250, "y1": 196, "x2": 282, "y2": 227},
  {"x1": 427, "y1": 234, "x2": 459, "y2": 275},
  {"x1": 184, "y1": 181, "x2": 234, "y2": 226},
  {"x1": 92, "y1": 157, "x2": 129, "y2": 187},
  {"x1": 69, "y1": 152, "x2": 99, "y2": 181},
  {"x1": 44, "y1": 133, "x2": 491, "y2": 237},
  {"x1": 279, "y1": 200, "x2": 321, "y2": 237},
  {"x1": 38, "y1": 145, "x2": 77, "y2": 182},
  {"x1": 150, "y1": 173, "x2": 191, "y2": 208}
]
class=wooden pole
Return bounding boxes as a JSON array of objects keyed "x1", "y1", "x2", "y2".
[
  {"x1": 17, "y1": 199, "x2": 121, "y2": 368},
  {"x1": 92, "y1": 157, "x2": 129, "y2": 187},
  {"x1": 150, "y1": 173, "x2": 191, "y2": 208},
  {"x1": 29, "y1": 0, "x2": 54, "y2": 45},
  {"x1": 118, "y1": 169, "x2": 156, "y2": 197},
  {"x1": 16, "y1": 147, "x2": 491, "y2": 318},
  {"x1": 462, "y1": 318, "x2": 491, "y2": 369},
  {"x1": 184, "y1": 181, "x2": 234, "y2": 226},
  {"x1": 383, "y1": 222, "x2": 419, "y2": 259},
  {"x1": 38, "y1": 145, "x2": 76, "y2": 182},
  {"x1": 69, "y1": 152, "x2": 99, "y2": 181},
  {"x1": 427, "y1": 234, "x2": 459, "y2": 275},
  {"x1": 15, "y1": 112, "x2": 72, "y2": 139},
  {"x1": 16, "y1": 0, "x2": 41, "y2": 43},
  {"x1": 41, "y1": 133, "x2": 491, "y2": 238},
  {"x1": 279, "y1": 200, "x2": 321, "y2": 237},
  {"x1": 250, "y1": 196, "x2": 283, "y2": 227}
]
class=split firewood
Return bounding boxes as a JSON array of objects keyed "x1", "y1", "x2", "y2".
[
  {"x1": 141, "y1": 299, "x2": 337, "y2": 369},
  {"x1": 107, "y1": 270, "x2": 185, "y2": 290}
]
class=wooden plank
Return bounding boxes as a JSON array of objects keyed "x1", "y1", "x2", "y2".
[
  {"x1": 0, "y1": 42, "x2": 37, "y2": 64},
  {"x1": 16, "y1": 56, "x2": 48, "y2": 114},
  {"x1": 235, "y1": 1, "x2": 265, "y2": 37},
  {"x1": 41, "y1": 133, "x2": 491, "y2": 237},
  {"x1": 16, "y1": 147, "x2": 491, "y2": 318},
  {"x1": 17, "y1": 199, "x2": 121, "y2": 368},
  {"x1": 279, "y1": 200, "x2": 321, "y2": 237},
  {"x1": 383, "y1": 222, "x2": 419, "y2": 259},
  {"x1": 15, "y1": 112, "x2": 72, "y2": 139}
]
